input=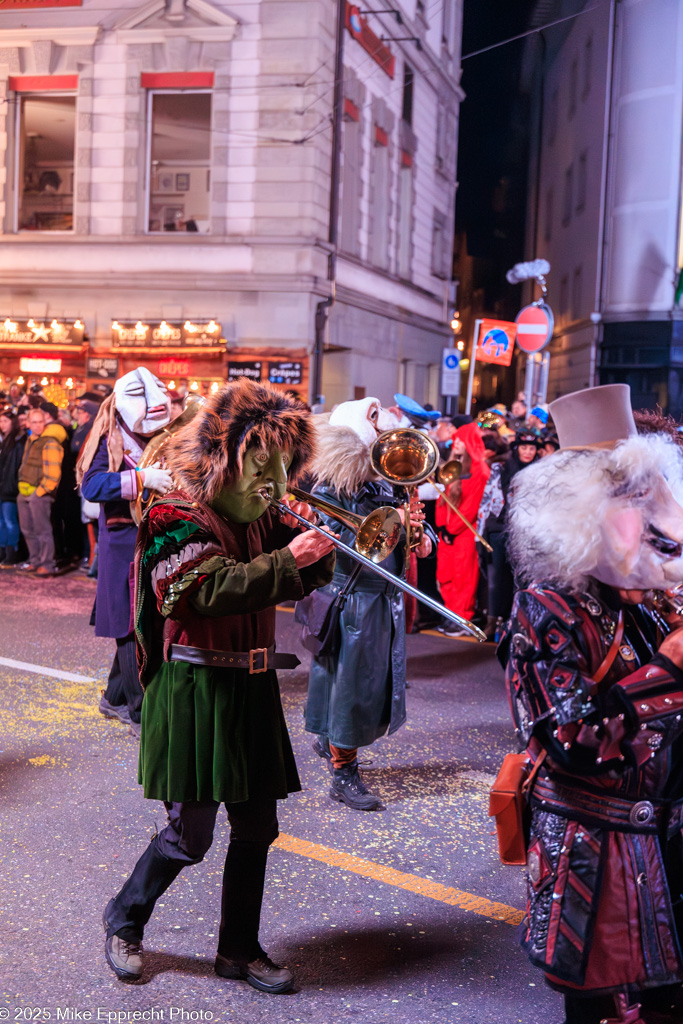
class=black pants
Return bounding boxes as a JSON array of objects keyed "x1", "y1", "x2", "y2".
[
  {"x1": 103, "y1": 633, "x2": 143, "y2": 723},
  {"x1": 486, "y1": 530, "x2": 515, "y2": 620},
  {"x1": 106, "y1": 798, "x2": 278, "y2": 961}
]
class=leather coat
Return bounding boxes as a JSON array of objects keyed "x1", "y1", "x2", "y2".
[
  {"x1": 500, "y1": 581, "x2": 683, "y2": 996},
  {"x1": 304, "y1": 481, "x2": 407, "y2": 749}
]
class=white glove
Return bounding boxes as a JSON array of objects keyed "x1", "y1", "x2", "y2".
[{"x1": 140, "y1": 466, "x2": 173, "y2": 495}]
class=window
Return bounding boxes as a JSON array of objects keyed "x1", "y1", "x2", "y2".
[
  {"x1": 576, "y1": 150, "x2": 587, "y2": 213},
  {"x1": 17, "y1": 93, "x2": 76, "y2": 232},
  {"x1": 572, "y1": 265, "x2": 583, "y2": 318},
  {"x1": 583, "y1": 36, "x2": 592, "y2": 98},
  {"x1": 559, "y1": 274, "x2": 569, "y2": 314},
  {"x1": 547, "y1": 89, "x2": 558, "y2": 147},
  {"x1": 431, "y1": 210, "x2": 449, "y2": 279},
  {"x1": 402, "y1": 64, "x2": 414, "y2": 126},
  {"x1": 569, "y1": 58, "x2": 578, "y2": 118},
  {"x1": 339, "y1": 99, "x2": 363, "y2": 257},
  {"x1": 147, "y1": 91, "x2": 212, "y2": 233},
  {"x1": 562, "y1": 164, "x2": 574, "y2": 226},
  {"x1": 397, "y1": 163, "x2": 412, "y2": 278},
  {"x1": 370, "y1": 132, "x2": 390, "y2": 270},
  {"x1": 544, "y1": 188, "x2": 553, "y2": 243}
]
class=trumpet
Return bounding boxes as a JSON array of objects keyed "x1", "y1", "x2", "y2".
[
  {"x1": 131, "y1": 394, "x2": 206, "y2": 526},
  {"x1": 267, "y1": 488, "x2": 486, "y2": 642},
  {"x1": 370, "y1": 428, "x2": 493, "y2": 553}
]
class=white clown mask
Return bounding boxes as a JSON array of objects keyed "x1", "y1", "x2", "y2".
[
  {"x1": 328, "y1": 397, "x2": 399, "y2": 446},
  {"x1": 114, "y1": 367, "x2": 171, "y2": 437}
]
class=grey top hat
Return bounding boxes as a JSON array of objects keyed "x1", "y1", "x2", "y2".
[{"x1": 549, "y1": 384, "x2": 637, "y2": 449}]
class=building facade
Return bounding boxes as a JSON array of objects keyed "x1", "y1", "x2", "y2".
[
  {"x1": 0, "y1": 0, "x2": 463, "y2": 409},
  {"x1": 525, "y1": 0, "x2": 683, "y2": 413}
]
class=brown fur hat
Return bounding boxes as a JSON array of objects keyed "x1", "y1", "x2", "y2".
[{"x1": 167, "y1": 378, "x2": 315, "y2": 504}]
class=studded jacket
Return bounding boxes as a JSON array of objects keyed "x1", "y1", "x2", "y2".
[{"x1": 500, "y1": 580, "x2": 683, "y2": 994}]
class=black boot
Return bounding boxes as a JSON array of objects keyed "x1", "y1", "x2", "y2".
[
  {"x1": 312, "y1": 736, "x2": 333, "y2": 774},
  {"x1": 104, "y1": 839, "x2": 185, "y2": 942},
  {"x1": 329, "y1": 762, "x2": 384, "y2": 811},
  {"x1": 217, "y1": 840, "x2": 270, "y2": 961}
]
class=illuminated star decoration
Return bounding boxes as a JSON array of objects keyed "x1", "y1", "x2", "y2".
[{"x1": 31, "y1": 323, "x2": 51, "y2": 342}]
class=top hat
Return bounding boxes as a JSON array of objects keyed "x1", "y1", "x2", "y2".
[{"x1": 549, "y1": 384, "x2": 637, "y2": 449}]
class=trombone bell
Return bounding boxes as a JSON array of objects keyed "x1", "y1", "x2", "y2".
[
  {"x1": 287, "y1": 485, "x2": 401, "y2": 564},
  {"x1": 370, "y1": 428, "x2": 440, "y2": 486}
]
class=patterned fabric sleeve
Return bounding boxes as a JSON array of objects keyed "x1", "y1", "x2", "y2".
[{"x1": 504, "y1": 587, "x2": 661, "y2": 775}]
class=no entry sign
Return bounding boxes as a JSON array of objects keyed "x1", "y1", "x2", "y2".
[{"x1": 515, "y1": 303, "x2": 554, "y2": 353}]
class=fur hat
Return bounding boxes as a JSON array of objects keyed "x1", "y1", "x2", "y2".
[{"x1": 167, "y1": 378, "x2": 315, "y2": 504}]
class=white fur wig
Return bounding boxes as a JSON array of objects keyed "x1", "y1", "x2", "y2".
[{"x1": 507, "y1": 433, "x2": 683, "y2": 592}]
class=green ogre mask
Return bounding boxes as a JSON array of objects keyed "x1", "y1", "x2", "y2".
[{"x1": 211, "y1": 446, "x2": 291, "y2": 524}]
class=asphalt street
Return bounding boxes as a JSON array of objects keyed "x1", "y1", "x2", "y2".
[{"x1": 0, "y1": 571, "x2": 564, "y2": 1024}]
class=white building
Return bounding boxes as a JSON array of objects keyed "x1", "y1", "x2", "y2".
[
  {"x1": 525, "y1": 0, "x2": 683, "y2": 414},
  {"x1": 0, "y1": 0, "x2": 463, "y2": 409}
]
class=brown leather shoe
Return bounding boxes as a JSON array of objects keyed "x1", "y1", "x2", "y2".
[{"x1": 215, "y1": 950, "x2": 294, "y2": 994}]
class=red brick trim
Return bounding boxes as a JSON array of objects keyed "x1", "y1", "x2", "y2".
[
  {"x1": 141, "y1": 72, "x2": 214, "y2": 89},
  {"x1": 9, "y1": 75, "x2": 78, "y2": 92},
  {"x1": 401, "y1": 150, "x2": 413, "y2": 168},
  {"x1": 375, "y1": 125, "x2": 388, "y2": 147}
]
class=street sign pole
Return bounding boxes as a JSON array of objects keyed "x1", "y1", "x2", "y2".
[
  {"x1": 464, "y1": 320, "x2": 481, "y2": 415},
  {"x1": 538, "y1": 350, "x2": 551, "y2": 405}
]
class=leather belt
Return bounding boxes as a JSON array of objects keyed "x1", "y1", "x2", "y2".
[
  {"x1": 531, "y1": 775, "x2": 665, "y2": 834},
  {"x1": 168, "y1": 644, "x2": 300, "y2": 674}
]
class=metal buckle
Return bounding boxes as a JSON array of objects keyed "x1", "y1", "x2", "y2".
[
  {"x1": 248, "y1": 648, "x2": 268, "y2": 674},
  {"x1": 629, "y1": 800, "x2": 655, "y2": 827}
]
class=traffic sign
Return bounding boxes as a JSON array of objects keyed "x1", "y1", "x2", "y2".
[
  {"x1": 475, "y1": 318, "x2": 516, "y2": 366},
  {"x1": 515, "y1": 303, "x2": 554, "y2": 354},
  {"x1": 441, "y1": 348, "x2": 461, "y2": 396}
]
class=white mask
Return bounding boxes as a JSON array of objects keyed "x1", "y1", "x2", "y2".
[
  {"x1": 114, "y1": 367, "x2": 171, "y2": 437},
  {"x1": 328, "y1": 397, "x2": 399, "y2": 446}
]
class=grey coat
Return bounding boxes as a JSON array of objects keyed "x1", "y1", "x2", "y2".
[{"x1": 304, "y1": 481, "x2": 407, "y2": 749}]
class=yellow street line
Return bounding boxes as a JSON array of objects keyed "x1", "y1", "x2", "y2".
[{"x1": 274, "y1": 832, "x2": 525, "y2": 926}]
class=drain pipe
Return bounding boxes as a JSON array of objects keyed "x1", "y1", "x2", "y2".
[{"x1": 311, "y1": 0, "x2": 345, "y2": 408}]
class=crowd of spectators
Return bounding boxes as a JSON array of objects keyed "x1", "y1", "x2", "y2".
[
  {"x1": 0, "y1": 383, "x2": 107, "y2": 576},
  {"x1": 0, "y1": 378, "x2": 559, "y2": 644},
  {"x1": 396, "y1": 392, "x2": 561, "y2": 640}
]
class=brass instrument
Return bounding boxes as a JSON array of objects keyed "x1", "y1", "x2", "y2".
[
  {"x1": 286, "y1": 484, "x2": 401, "y2": 564},
  {"x1": 434, "y1": 458, "x2": 493, "y2": 554},
  {"x1": 266, "y1": 488, "x2": 486, "y2": 641},
  {"x1": 370, "y1": 428, "x2": 440, "y2": 552},
  {"x1": 131, "y1": 394, "x2": 206, "y2": 526},
  {"x1": 370, "y1": 428, "x2": 493, "y2": 553}
]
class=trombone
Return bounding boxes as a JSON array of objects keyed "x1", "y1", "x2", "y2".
[
  {"x1": 266, "y1": 488, "x2": 486, "y2": 642},
  {"x1": 370, "y1": 428, "x2": 492, "y2": 553}
]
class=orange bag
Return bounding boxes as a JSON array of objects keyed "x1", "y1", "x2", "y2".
[
  {"x1": 488, "y1": 752, "x2": 531, "y2": 865},
  {"x1": 488, "y1": 750, "x2": 547, "y2": 865}
]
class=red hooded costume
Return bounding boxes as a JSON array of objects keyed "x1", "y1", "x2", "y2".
[{"x1": 435, "y1": 422, "x2": 490, "y2": 621}]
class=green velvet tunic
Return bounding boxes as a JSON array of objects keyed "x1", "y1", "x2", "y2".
[{"x1": 134, "y1": 494, "x2": 334, "y2": 804}]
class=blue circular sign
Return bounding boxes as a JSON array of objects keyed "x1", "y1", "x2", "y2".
[{"x1": 444, "y1": 353, "x2": 459, "y2": 369}]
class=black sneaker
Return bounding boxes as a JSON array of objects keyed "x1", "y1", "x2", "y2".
[
  {"x1": 103, "y1": 898, "x2": 143, "y2": 981},
  {"x1": 215, "y1": 950, "x2": 294, "y2": 994},
  {"x1": 329, "y1": 763, "x2": 384, "y2": 811}
]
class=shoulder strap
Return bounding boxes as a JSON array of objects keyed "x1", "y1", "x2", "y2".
[{"x1": 593, "y1": 609, "x2": 624, "y2": 684}]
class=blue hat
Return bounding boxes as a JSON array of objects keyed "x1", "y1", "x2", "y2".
[
  {"x1": 393, "y1": 393, "x2": 441, "y2": 421},
  {"x1": 530, "y1": 405, "x2": 549, "y2": 425}
]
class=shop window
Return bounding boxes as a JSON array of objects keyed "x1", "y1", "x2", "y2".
[
  {"x1": 370, "y1": 134, "x2": 390, "y2": 270},
  {"x1": 17, "y1": 94, "x2": 76, "y2": 232},
  {"x1": 339, "y1": 100, "x2": 363, "y2": 257},
  {"x1": 147, "y1": 91, "x2": 212, "y2": 234}
]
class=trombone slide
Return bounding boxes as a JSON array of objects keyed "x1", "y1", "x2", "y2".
[
  {"x1": 269, "y1": 497, "x2": 486, "y2": 642},
  {"x1": 431, "y1": 477, "x2": 493, "y2": 554}
]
